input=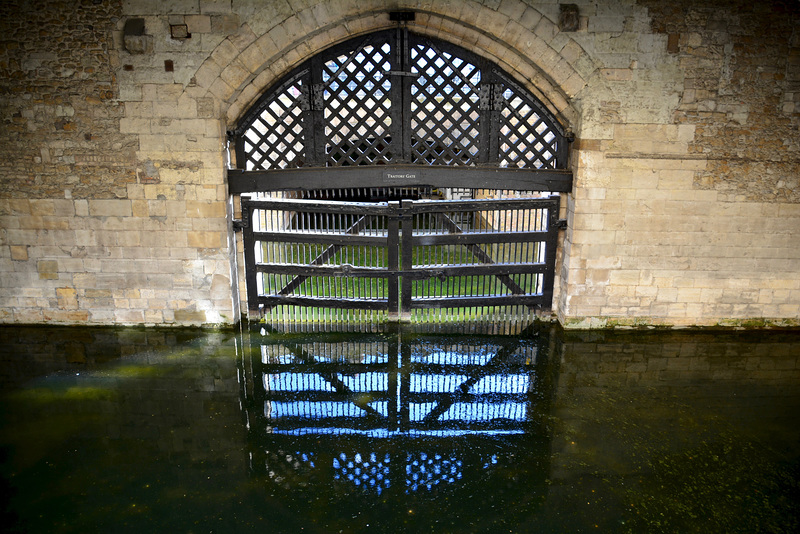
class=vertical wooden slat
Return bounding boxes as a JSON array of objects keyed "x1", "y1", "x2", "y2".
[
  {"x1": 400, "y1": 200, "x2": 413, "y2": 316},
  {"x1": 241, "y1": 199, "x2": 261, "y2": 319},
  {"x1": 541, "y1": 196, "x2": 560, "y2": 308},
  {"x1": 387, "y1": 202, "x2": 400, "y2": 317}
]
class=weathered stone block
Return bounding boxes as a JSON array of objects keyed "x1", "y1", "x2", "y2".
[
  {"x1": 89, "y1": 200, "x2": 132, "y2": 218},
  {"x1": 188, "y1": 231, "x2": 224, "y2": 249},
  {"x1": 43, "y1": 309, "x2": 90, "y2": 323},
  {"x1": 174, "y1": 309, "x2": 207, "y2": 323},
  {"x1": 10, "y1": 246, "x2": 28, "y2": 261},
  {"x1": 56, "y1": 287, "x2": 78, "y2": 309},
  {"x1": 186, "y1": 15, "x2": 212, "y2": 33},
  {"x1": 186, "y1": 200, "x2": 226, "y2": 218},
  {"x1": 38, "y1": 260, "x2": 59, "y2": 280}
]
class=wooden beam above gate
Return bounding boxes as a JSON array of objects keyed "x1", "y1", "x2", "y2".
[{"x1": 227, "y1": 166, "x2": 573, "y2": 194}]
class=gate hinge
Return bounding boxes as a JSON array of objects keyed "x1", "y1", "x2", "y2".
[
  {"x1": 554, "y1": 218, "x2": 568, "y2": 230},
  {"x1": 232, "y1": 207, "x2": 250, "y2": 231}
]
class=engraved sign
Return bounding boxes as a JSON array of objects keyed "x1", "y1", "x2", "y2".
[{"x1": 382, "y1": 170, "x2": 420, "y2": 184}]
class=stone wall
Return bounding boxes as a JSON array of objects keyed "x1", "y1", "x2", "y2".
[
  {"x1": 0, "y1": 0, "x2": 234, "y2": 325},
  {"x1": 0, "y1": 0, "x2": 798, "y2": 327},
  {"x1": 560, "y1": 0, "x2": 800, "y2": 327}
]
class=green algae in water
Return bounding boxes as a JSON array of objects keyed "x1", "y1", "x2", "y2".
[
  {"x1": 13, "y1": 385, "x2": 117, "y2": 404},
  {"x1": 623, "y1": 431, "x2": 800, "y2": 533},
  {"x1": 1, "y1": 325, "x2": 799, "y2": 533},
  {"x1": 544, "y1": 387, "x2": 800, "y2": 533}
]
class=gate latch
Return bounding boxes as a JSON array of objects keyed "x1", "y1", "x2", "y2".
[
  {"x1": 553, "y1": 218, "x2": 568, "y2": 230},
  {"x1": 384, "y1": 70, "x2": 420, "y2": 77},
  {"x1": 428, "y1": 270, "x2": 447, "y2": 282}
]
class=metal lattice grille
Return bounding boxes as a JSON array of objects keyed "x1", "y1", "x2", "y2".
[
  {"x1": 499, "y1": 84, "x2": 559, "y2": 169},
  {"x1": 242, "y1": 79, "x2": 306, "y2": 170},
  {"x1": 323, "y1": 42, "x2": 394, "y2": 166},
  {"x1": 232, "y1": 30, "x2": 568, "y2": 171},
  {"x1": 410, "y1": 43, "x2": 481, "y2": 165}
]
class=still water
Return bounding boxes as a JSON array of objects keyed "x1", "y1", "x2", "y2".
[{"x1": 1, "y1": 324, "x2": 798, "y2": 533}]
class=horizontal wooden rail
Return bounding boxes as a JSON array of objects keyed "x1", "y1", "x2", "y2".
[
  {"x1": 230, "y1": 166, "x2": 573, "y2": 194},
  {"x1": 241, "y1": 195, "x2": 562, "y2": 320}
]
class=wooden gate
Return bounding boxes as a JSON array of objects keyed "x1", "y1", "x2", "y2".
[
  {"x1": 230, "y1": 28, "x2": 573, "y2": 326},
  {"x1": 239, "y1": 194, "x2": 563, "y2": 323}
]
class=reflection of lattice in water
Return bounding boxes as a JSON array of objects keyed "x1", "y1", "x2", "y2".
[
  {"x1": 261, "y1": 341, "x2": 391, "y2": 365},
  {"x1": 412, "y1": 342, "x2": 536, "y2": 365},
  {"x1": 406, "y1": 452, "x2": 463, "y2": 492},
  {"x1": 264, "y1": 449, "x2": 317, "y2": 489},
  {"x1": 260, "y1": 447, "x2": 512, "y2": 495},
  {"x1": 333, "y1": 452, "x2": 392, "y2": 495},
  {"x1": 482, "y1": 454, "x2": 499, "y2": 470}
]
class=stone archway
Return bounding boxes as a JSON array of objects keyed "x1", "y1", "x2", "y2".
[
  {"x1": 186, "y1": 1, "x2": 595, "y2": 322},
  {"x1": 227, "y1": 27, "x2": 574, "y2": 323},
  {"x1": 195, "y1": 2, "x2": 591, "y2": 133}
]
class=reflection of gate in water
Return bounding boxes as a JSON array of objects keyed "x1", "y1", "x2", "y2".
[
  {"x1": 239, "y1": 329, "x2": 556, "y2": 499},
  {"x1": 240, "y1": 195, "x2": 563, "y2": 326}
]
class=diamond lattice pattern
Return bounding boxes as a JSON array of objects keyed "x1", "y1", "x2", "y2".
[
  {"x1": 333, "y1": 452, "x2": 392, "y2": 495},
  {"x1": 237, "y1": 32, "x2": 565, "y2": 170},
  {"x1": 243, "y1": 82, "x2": 306, "y2": 170},
  {"x1": 406, "y1": 451, "x2": 463, "y2": 492},
  {"x1": 499, "y1": 86, "x2": 559, "y2": 169},
  {"x1": 323, "y1": 43, "x2": 393, "y2": 165},
  {"x1": 411, "y1": 45, "x2": 481, "y2": 165}
]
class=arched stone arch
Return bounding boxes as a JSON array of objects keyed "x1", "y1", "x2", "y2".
[
  {"x1": 182, "y1": 0, "x2": 598, "y2": 323},
  {"x1": 189, "y1": 1, "x2": 595, "y2": 135}
]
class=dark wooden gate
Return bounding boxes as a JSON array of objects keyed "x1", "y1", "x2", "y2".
[
  {"x1": 240, "y1": 194, "x2": 563, "y2": 323},
  {"x1": 230, "y1": 28, "x2": 572, "y2": 325}
]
